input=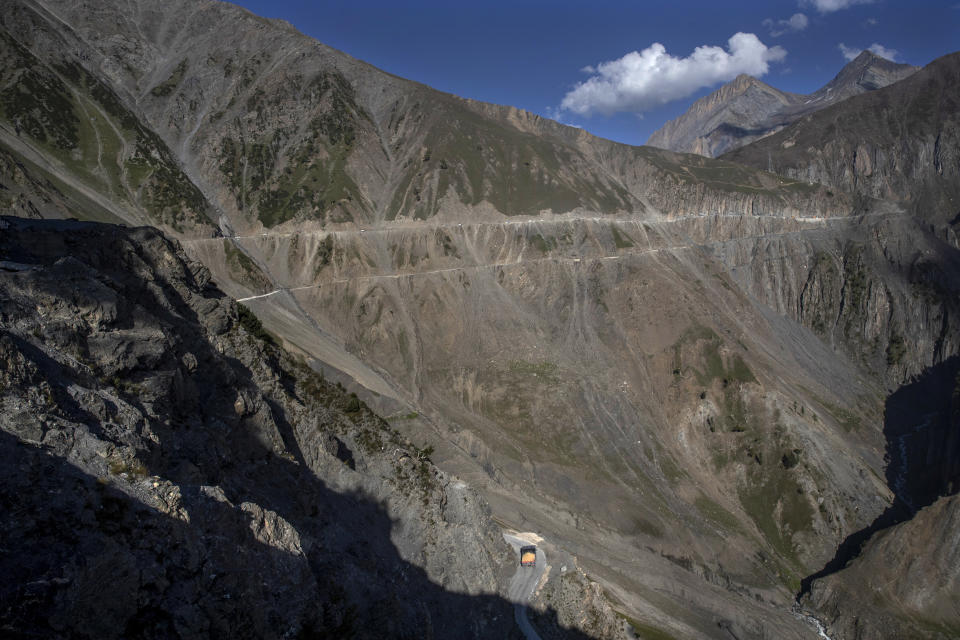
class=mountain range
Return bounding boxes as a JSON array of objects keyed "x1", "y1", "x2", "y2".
[
  {"x1": 1, "y1": 1, "x2": 959, "y2": 638},
  {"x1": 647, "y1": 51, "x2": 918, "y2": 158}
]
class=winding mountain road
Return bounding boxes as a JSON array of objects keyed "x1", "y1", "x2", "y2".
[{"x1": 503, "y1": 533, "x2": 547, "y2": 640}]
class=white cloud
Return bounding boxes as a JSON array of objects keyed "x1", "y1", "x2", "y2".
[
  {"x1": 559, "y1": 33, "x2": 787, "y2": 117},
  {"x1": 838, "y1": 42, "x2": 899, "y2": 61},
  {"x1": 763, "y1": 13, "x2": 809, "y2": 37},
  {"x1": 544, "y1": 106, "x2": 582, "y2": 128},
  {"x1": 864, "y1": 17, "x2": 879, "y2": 26},
  {"x1": 803, "y1": 0, "x2": 875, "y2": 13}
]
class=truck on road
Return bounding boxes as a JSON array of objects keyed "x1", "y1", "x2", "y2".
[{"x1": 520, "y1": 545, "x2": 536, "y2": 567}]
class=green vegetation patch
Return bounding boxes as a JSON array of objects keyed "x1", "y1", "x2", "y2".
[
  {"x1": 629, "y1": 516, "x2": 664, "y2": 538},
  {"x1": 738, "y1": 467, "x2": 813, "y2": 578},
  {"x1": 841, "y1": 244, "x2": 869, "y2": 313},
  {"x1": 129, "y1": 128, "x2": 209, "y2": 226},
  {"x1": 807, "y1": 251, "x2": 839, "y2": 333},
  {"x1": 694, "y1": 495, "x2": 743, "y2": 534},
  {"x1": 51, "y1": 58, "x2": 139, "y2": 130},
  {"x1": 611, "y1": 225, "x2": 635, "y2": 249},
  {"x1": 530, "y1": 233, "x2": 556, "y2": 253},
  {"x1": 614, "y1": 613, "x2": 678, "y2": 640},
  {"x1": 672, "y1": 324, "x2": 756, "y2": 388},
  {"x1": 219, "y1": 70, "x2": 367, "y2": 227},
  {"x1": 507, "y1": 360, "x2": 560, "y2": 384},
  {"x1": 388, "y1": 101, "x2": 635, "y2": 220},
  {"x1": 314, "y1": 234, "x2": 335, "y2": 274},
  {"x1": 817, "y1": 399, "x2": 863, "y2": 433},
  {"x1": 150, "y1": 59, "x2": 188, "y2": 97},
  {"x1": 0, "y1": 32, "x2": 80, "y2": 149},
  {"x1": 0, "y1": 66, "x2": 79, "y2": 150},
  {"x1": 658, "y1": 449, "x2": 686, "y2": 483},
  {"x1": 637, "y1": 147, "x2": 819, "y2": 198},
  {"x1": 886, "y1": 334, "x2": 906, "y2": 366},
  {"x1": 236, "y1": 304, "x2": 277, "y2": 346},
  {"x1": 219, "y1": 137, "x2": 275, "y2": 206},
  {"x1": 723, "y1": 387, "x2": 749, "y2": 433},
  {"x1": 223, "y1": 240, "x2": 272, "y2": 291},
  {"x1": 310, "y1": 93, "x2": 357, "y2": 147},
  {"x1": 0, "y1": 33, "x2": 208, "y2": 231},
  {"x1": 434, "y1": 229, "x2": 460, "y2": 257}
]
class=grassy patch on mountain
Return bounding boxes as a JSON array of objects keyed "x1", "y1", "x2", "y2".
[
  {"x1": 816, "y1": 398, "x2": 863, "y2": 433},
  {"x1": 388, "y1": 98, "x2": 636, "y2": 219},
  {"x1": 672, "y1": 324, "x2": 756, "y2": 388},
  {"x1": 0, "y1": 67, "x2": 79, "y2": 150},
  {"x1": 223, "y1": 240, "x2": 272, "y2": 292},
  {"x1": 736, "y1": 424, "x2": 814, "y2": 589},
  {"x1": 738, "y1": 470, "x2": 811, "y2": 588},
  {"x1": 636, "y1": 147, "x2": 821, "y2": 198},
  {"x1": 218, "y1": 70, "x2": 366, "y2": 227},
  {"x1": 0, "y1": 31, "x2": 210, "y2": 231},
  {"x1": 611, "y1": 226, "x2": 635, "y2": 249},
  {"x1": 508, "y1": 360, "x2": 561, "y2": 384},
  {"x1": 694, "y1": 495, "x2": 744, "y2": 534},
  {"x1": 150, "y1": 59, "x2": 188, "y2": 97},
  {"x1": 530, "y1": 233, "x2": 556, "y2": 253}
]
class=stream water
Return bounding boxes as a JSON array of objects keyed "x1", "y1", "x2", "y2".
[
  {"x1": 890, "y1": 412, "x2": 937, "y2": 514},
  {"x1": 792, "y1": 605, "x2": 834, "y2": 640}
]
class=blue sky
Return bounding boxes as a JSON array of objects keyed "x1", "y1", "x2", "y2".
[{"x1": 231, "y1": 0, "x2": 958, "y2": 147}]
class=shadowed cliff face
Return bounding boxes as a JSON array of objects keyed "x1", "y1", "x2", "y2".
[
  {"x1": 798, "y1": 358, "x2": 960, "y2": 639},
  {"x1": 0, "y1": 217, "x2": 631, "y2": 640}
]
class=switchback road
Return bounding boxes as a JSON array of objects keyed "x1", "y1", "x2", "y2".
[{"x1": 503, "y1": 533, "x2": 547, "y2": 640}]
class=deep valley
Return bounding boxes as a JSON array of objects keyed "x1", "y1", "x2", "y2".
[{"x1": 1, "y1": 1, "x2": 959, "y2": 638}]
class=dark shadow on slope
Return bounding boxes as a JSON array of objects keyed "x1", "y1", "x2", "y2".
[
  {"x1": 0, "y1": 330, "x2": 109, "y2": 438},
  {"x1": 0, "y1": 412, "x2": 605, "y2": 639},
  {"x1": 799, "y1": 355, "x2": 960, "y2": 597},
  {"x1": 0, "y1": 219, "x2": 602, "y2": 640}
]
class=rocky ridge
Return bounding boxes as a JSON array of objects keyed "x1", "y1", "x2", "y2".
[
  {"x1": 723, "y1": 52, "x2": 960, "y2": 244},
  {"x1": 648, "y1": 51, "x2": 918, "y2": 157}
]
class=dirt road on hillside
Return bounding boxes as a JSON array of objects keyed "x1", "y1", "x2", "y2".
[{"x1": 503, "y1": 533, "x2": 547, "y2": 640}]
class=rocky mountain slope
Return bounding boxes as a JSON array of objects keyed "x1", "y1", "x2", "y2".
[
  {"x1": 724, "y1": 52, "x2": 960, "y2": 242},
  {"x1": 0, "y1": 215, "x2": 633, "y2": 639},
  {"x1": 810, "y1": 493, "x2": 960, "y2": 639},
  {"x1": 803, "y1": 357, "x2": 960, "y2": 639},
  {"x1": 648, "y1": 51, "x2": 918, "y2": 157},
  {"x1": 2, "y1": 1, "x2": 960, "y2": 638},
  {"x1": 0, "y1": 6, "x2": 215, "y2": 233}
]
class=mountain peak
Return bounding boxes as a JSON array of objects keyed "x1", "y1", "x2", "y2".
[
  {"x1": 854, "y1": 49, "x2": 881, "y2": 62},
  {"x1": 647, "y1": 51, "x2": 919, "y2": 157},
  {"x1": 819, "y1": 51, "x2": 918, "y2": 97}
]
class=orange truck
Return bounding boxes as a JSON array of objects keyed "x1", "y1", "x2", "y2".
[{"x1": 520, "y1": 545, "x2": 536, "y2": 567}]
